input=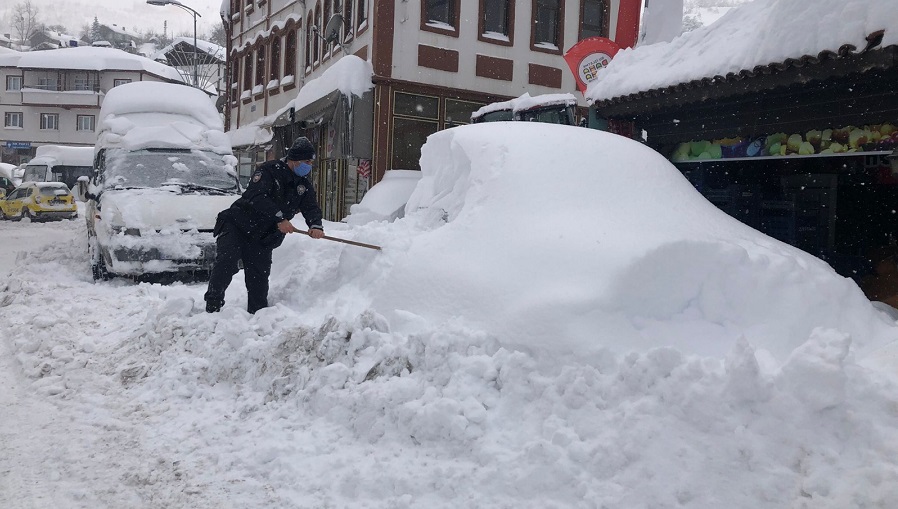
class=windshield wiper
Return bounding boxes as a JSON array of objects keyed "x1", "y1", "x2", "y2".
[{"x1": 163, "y1": 182, "x2": 237, "y2": 195}]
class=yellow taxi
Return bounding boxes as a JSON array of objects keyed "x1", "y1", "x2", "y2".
[{"x1": 0, "y1": 182, "x2": 78, "y2": 222}]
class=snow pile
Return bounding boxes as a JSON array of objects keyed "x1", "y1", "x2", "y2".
[
  {"x1": 345, "y1": 170, "x2": 422, "y2": 225},
  {"x1": 2, "y1": 122, "x2": 898, "y2": 507},
  {"x1": 96, "y1": 81, "x2": 230, "y2": 154},
  {"x1": 373, "y1": 123, "x2": 895, "y2": 364},
  {"x1": 588, "y1": 0, "x2": 898, "y2": 102}
]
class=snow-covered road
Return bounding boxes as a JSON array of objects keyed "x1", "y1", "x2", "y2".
[
  {"x1": 4, "y1": 122, "x2": 898, "y2": 508},
  {"x1": 0, "y1": 218, "x2": 253, "y2": 507}
]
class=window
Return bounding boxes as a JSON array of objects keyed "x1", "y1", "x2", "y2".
[
  {"x1": 243, "y1": 53, "x2": 253, "y2": 91},
  {"x1": 356, "y1": 0, "x2": 368, "y2": 32},
  {"x1": 533, "y1": 0, "x2": 563, "y2": 52},
  {"x1": 479, "y1": 0, "x2": 514, "y2": 44},
  {"x1": 4, "y1": 112, "x2": 23, "y2": 128},
  {"x1": 323, "y1": 0, "x2": 332, "y2": 59},
  {"x1": 422, "y1": 0, "x2": 459, "y2": 35},
  {"x1": 114, "y1": 79, "x2": 132, "y2": 87},
  {"x1": 314, "y1": 3, "x2": 321, "y2": 63},
  {"x1": 77, "y1": 115, "x2": 95, "y2": 132},
  {"x1": 37, "y1": 78, "x2": 59, "y2": 91},
  {"x1": 482, "y1": 0, "x2": 509, "y2": 35},
  {"x1": 343, "y1": 0, "x2": 353, "y2": 40},
  {"x1": 255, "y1": 45, "x2": 266, "y2": 88},
  {"x1": 40, "y1": 113, "x2": 59, "y2": 130},
  {"x1": 269, "y1": 37, "x2": 281, "y2": 82},
  {"x1": 305, "y1": 11, "x2": 314, "y2": 69},
  {"x1": 284, "y1": 30, "x2": 297, "y2": 78},
  {"x1": 445, "y1": 99, "x2": 484, "y2": 126},
  {"x1": 580, "y1": 0, "x2": 606, "y2": 39},
  {"x1": 424, "y1": 0, "x2": 454, "y2": 25},
  {"x1": 391, "y1": 92, "x2": 440, "y2": 171},
  {"x1": 74, "y1": 76, "x2": 98, "y2": 91},
  {"x1": 6, "y1": 76, "x2": 22, "y2": 91}
]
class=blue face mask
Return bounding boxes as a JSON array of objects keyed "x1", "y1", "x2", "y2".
[{"x1": 294, "y1": 162, "x2": 312, "y2": 177}]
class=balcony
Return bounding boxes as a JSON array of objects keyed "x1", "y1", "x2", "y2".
[{"x1": 21, "y1": 87, "x2": 103, "y2": 108}]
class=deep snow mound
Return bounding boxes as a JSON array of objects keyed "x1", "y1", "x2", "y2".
[{"x1": 372, "y1": 123, "x2": 898, "y2": 363}]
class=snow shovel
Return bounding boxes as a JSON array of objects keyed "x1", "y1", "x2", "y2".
[{"x1": 294, "y1": 228, "x2": 382, "y2": 251}]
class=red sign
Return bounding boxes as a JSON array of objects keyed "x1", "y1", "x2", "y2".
[
  {"x1": 357, "y1": 159, "x2": 371, "y2": 179},
  {"x1": 563, "y1": 37, "x2": 622, "y2": 94}
]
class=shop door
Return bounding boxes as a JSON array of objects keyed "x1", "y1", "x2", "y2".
[{"x1": 317, "y1": 158, "x2": 347, "y2": 222}]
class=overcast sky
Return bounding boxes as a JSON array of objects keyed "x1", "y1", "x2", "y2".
[{"x1": 2, "y1": 0, "x2": 223, "y2": 39}]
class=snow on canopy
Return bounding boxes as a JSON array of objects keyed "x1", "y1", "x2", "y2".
[
  {"x1": 471, "y1": 92, "x2": 577, "y2": 120},
  {"x1": 586, "y1": 0, "x2": 898, "y2": 103},
  {"x1": 369, "y1": 122, "x2": 897, "y2": 364},
  {"x1": 96, "y1": 81, "x2": 230, "y2": 154},
  {"x1": 0, "y1": 46, "x2": 183, "y2": 83},
  {"x1": 290, "y1": 55, "x2": 373, "y2": 113}
]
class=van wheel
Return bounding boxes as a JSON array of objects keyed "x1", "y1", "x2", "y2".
[{"x1": 88, "y1": 236, "x2": 111, "y2": 281}]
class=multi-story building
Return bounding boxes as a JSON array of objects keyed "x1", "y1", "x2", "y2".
[
  {"x1": 0, "y1": 46, "x2": 185, "y2": 165},
  {"x1": 223, "y1": 0, "x2": 641, "y2": 221}
]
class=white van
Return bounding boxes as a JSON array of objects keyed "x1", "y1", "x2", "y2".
[
  {"x1": 21, "y1": 145, "x2": 94, "y2": 189},
  {"x1": 79, "y1": 81, "x2": 241, "y2": 281}
]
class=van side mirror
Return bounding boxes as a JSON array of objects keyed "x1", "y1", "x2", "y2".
[{"x1": 76, "y1": 175, "x2": 94, "y2": 201}]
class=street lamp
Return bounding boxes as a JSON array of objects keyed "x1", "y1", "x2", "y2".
[{"x1": 147, "y1": 0, "x2": 202, "y2": 88}]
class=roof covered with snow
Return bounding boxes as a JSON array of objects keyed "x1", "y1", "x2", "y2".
[
  {"x1": 152, "y1": 37, "x2": 225, "y2": 62},
  {"x1": 0, "y1": 46, "x2": 184, "y2": 82},
  {"x1": 587, "y1": 0, "x2": 898, "y2": 104},
  {"x1": 31, "y1": 145, "x2": 94, "y2": 167}
]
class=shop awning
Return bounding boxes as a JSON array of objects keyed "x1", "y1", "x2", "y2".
[{"x1": 228, "y1": 122, "x2": 273, "y2": 149}]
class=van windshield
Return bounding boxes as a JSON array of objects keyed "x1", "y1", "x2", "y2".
[
  {"x1": 23, "y1": 164, "x2": 48, "y2": 183},
  {"x1": 105, "y1": 148, "x2": 236, "y2": 191}
]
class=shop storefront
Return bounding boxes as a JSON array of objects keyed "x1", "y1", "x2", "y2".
[{"x1": 592, "y1": 44, "x2": 898, "y2": 300}]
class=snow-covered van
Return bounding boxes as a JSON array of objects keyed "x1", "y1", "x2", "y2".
[
  {"x1": 470, "y1": 93, "x2": 579, "y2": 125},
  {"x1": 79, "y1": 81, "x2": 240, "y2": 281},
  {"x1": 21, "y1": 145, "x2": 94, "y2": 190}
]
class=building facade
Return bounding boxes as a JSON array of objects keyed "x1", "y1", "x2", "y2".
[
  {"x1": 223, "y1": 0, "x2": 641, "y2": 221},
  {"x1": 0, "y1": 46, "x2": 185, "y2": 165}
]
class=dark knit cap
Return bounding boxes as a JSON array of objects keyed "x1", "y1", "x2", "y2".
[{"x1": 286, "y1": 137, "x2": 316, "y2": 161}]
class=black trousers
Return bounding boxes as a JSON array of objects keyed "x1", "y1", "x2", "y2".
[{"x1": 204, "y1": 222, "x2": 274, "y2": 314}]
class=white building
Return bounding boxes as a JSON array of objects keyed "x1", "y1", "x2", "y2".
[
  {"x1": 223, "y1": 0, "x2": 643, "y2": 221},
  {"x1": 0, "y1": 46, "x2": 186, "y2": 165}
]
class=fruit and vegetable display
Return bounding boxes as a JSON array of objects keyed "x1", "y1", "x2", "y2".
[{"x1": 671, "y1": 123, "x2": 898, "y2": 162}]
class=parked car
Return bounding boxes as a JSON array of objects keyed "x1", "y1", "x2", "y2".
[
  {"x1": 0, "y1": 182, "x2": 78, "y2": 221},
  {"x1": 471, "y1": 92, "x2": 580, "y2": 125},
  {"x1": 78, "y1": 81, "x2": 240, "y2": 282}
]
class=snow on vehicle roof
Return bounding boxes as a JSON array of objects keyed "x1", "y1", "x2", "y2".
[
  {"x1": 34, "y1": 182, "x2": 70, "y2": 189},
  {"x1": 30, "y1": 146, "x2": 94, "y2": 167},
  {"x1": 0, "y1": 162, "x2": 14, "y2": 180},
  {"x1": 471, "y1": 93, "x2": 577, "y2": 120},
  {"x1": 0, "y1": 46, "x2": 184, "y2": 83},
  {"x1": 97, "y1": 81, "x2": 231, "y2": 154},
  {"x1": 586, "y1": 0, "x2": 898, "y2": 104}
]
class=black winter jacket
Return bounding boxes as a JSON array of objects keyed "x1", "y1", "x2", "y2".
[{"x1": 217, "y1": 159, "x2": 324, "y2": 248}]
